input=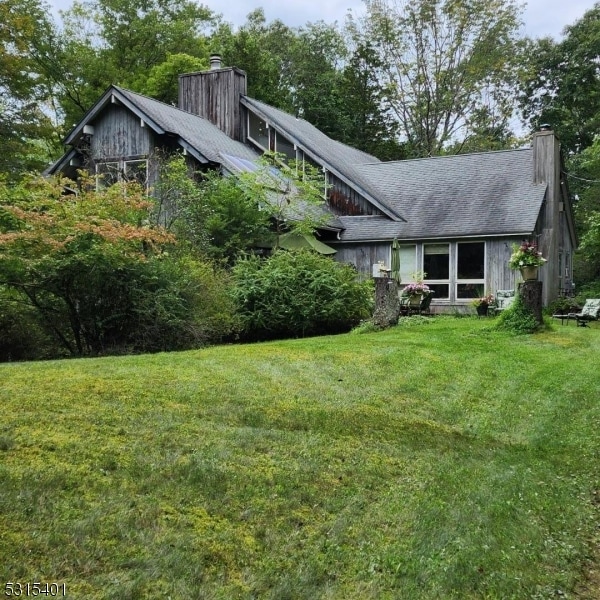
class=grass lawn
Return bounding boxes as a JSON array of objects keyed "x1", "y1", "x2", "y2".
[{"x1": 1, "y1": 317, "x2": 599, "y2": 599}]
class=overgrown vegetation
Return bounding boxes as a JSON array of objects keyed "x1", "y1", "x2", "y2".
[
  {"x1": 1, "y1": 318, "x2": 599, "y2": 598},
  {"x1": 0, "y1": 174, "x2": 234, "y2": 357},
  {"x1": 494, "y1": 293, "x2": 541, "y2": 334},
  {"x1": 230, "y1": 249, "x2": 373, "y2": 340}
]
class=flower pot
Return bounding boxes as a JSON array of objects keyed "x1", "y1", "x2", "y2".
[
  {"x1": 476, "y1": 304, "x2": 488, "y2": 316},
  {"x1": 520, "y1": 265, "x2": 538, "y2": 280},
  {"x1": 408, "y1": 295, "x2": 421, "y2": 306}
]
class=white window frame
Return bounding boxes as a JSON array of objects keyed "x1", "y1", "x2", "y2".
[{"x1": 455, "y1": 241, "x2": 487, "y2": 302}]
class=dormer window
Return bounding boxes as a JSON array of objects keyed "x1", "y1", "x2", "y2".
[
  {"x1": 248, "y1": 111, "x2": 269, "y2": 149},
  {"x1": 275, "y1": 132, "x2": 296, "y2": 162}
]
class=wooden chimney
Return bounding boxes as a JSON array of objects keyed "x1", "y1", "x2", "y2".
[{"x1": 178, "y1": 55, "x2": 247, "y2": 142}]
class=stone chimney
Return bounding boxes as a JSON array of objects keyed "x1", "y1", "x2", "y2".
[{"x1": 178, "y1": 58, "x2": 247, "y2": 142}]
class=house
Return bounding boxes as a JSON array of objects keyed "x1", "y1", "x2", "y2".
[{"x1": 47, "y1": 56, "x2": 577, "y2": 310}]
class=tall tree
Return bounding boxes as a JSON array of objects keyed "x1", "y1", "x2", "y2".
[
  {"x1": 42, "y1": 0, "x2": 215, "y2": 127},
  {"x1": 519, "y1": 4, "x2": 600, "y2": 156},
  {"x1": 216, "y1": 9, "x2": 296, "y2": 108},
  {"x1": 0, "y1": 0, "x2": 57, "y2": 178},
  {"x1": 338, "y1": 38, "x2": 407, "y2": 160},
  {"x1": 356, "y1": 0, "x2": 525, "y2": 156}
]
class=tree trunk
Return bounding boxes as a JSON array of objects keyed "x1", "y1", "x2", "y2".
[
  {"x1": 373, "y1": 277, "x2": 400, "y2": 328},
  {"x1": 519, "y1": 280, "x2": 543, "y2": 324}
]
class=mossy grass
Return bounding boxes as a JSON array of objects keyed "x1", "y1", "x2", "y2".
[{"x1": 1, "y1": 318, "x2": 599, "y2": 598}]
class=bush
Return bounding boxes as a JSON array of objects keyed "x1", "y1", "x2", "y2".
[
  {"x1": 0, "y1": 288, "x2": 62, "y2": 361},
  {"x1": 129, "y1": 254, "x2": 235, "y2": 352},
  {"x1": 546, "y1": 296, "x2": 580, "y2": 316},
  {"x1": 494, "y1": 294, "x2": 540, "y2": 334},
  {"x1": 230, "y1": 250, "x2": 373, "y2": 340}
]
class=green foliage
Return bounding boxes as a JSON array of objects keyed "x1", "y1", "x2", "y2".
[
  {"x1": 519, "y1": 5, "x2": 600, "y2": 155},
  {"x1": 357, "y1": 0, "x2": 525, "y2": 156},
  {"x1": 43, "y1": 0, "x2": 215, "y2": 127},
  {"x1": 0, "y1": 287, "x2": 60, "y2": 361},
  {"x1": 230, "y1": 250, "x2": 374, "y2": 340},
  {"x1": 171, "y1": 167, "x2": 271, "y2": 264},
  {"x1": 0, "y1": 174, "x2": 233, "y2": 357},
  {"x1": 138, "y1": 53, "x2": 208, "y2": 105},
  {"x1": 237, "y1": 152, "x2": 330, "y2": 243},
  {"x1": 546, "y1": 296, "x2": 580, "y2": 317},
  {"x1": 494, "y1": 293, "x2": 540, "y2": 334},
  {"x1": 0, "y1": 0, "x2": 58, "y2": 179}
]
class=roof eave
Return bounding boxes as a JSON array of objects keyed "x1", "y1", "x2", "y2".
[{"x1": 333, "y1": 231, "x2": 537, "y2": 244}]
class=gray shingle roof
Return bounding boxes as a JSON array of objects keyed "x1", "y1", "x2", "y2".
[
  {"x1": 51, "y1": 82, "x2": 546, "y2": 244},
  {"x1": 115, "y1": 88, "x2": 259, "y2": 164},
  {"x1": 241, "y1": 97, "x2": 403, "y2": 221},
  {"x1": 333, "y1": 147, "x2": 547, "y2": 242}
]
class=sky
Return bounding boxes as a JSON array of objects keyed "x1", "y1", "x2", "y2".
[{"x1": 47, "y1": 0, "x2": 597, "y2": 41}]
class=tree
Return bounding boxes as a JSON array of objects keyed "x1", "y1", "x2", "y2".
[
  {"x1": 166, "y1": 152, "x2": 329, "y2": 263},
  {"x1": 0, "y1": 0, "x2": 58, "y2": 178},
  {"x1": 236, "y1": 152, "x2": 331, "y2": 246},
  {"x1": 519, "y1": 4, "x2": 600, "y2": 156},
  {"x1": 338, "y1": 38, "x2": 407, "y2": 160},
  {"x1": 0, "y1": 173, "x2": 233, "y2": 356},
  {"x1": 41, "y1": 0, "x2": 215, "y2": 127},
  {"x1": 355, "y1": 0, "x2": 525, "y2": 156},
  {"x1": 564, "y1": 138, "x2": 600, "y2": 283},
  {"x1": 216, "y1": 9, "x2": 296, "y2": 108},
  {"x1": 138, "y1": 53, "x2": 208, "y2": 105}
]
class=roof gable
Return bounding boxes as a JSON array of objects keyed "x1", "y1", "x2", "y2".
[{"x1": 59, "y1": 86, "x2": 259, "y2": 168}]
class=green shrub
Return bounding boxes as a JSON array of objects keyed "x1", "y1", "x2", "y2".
[
  {"x1": 0, "y1": 287, "x2": 62, "y2": 361},
  {"x1": 230, "y1": 250, "x2": 373, "y2": 340},
  {"x1": 129, "y1": 254, "x2": 236, "y2": 352},
  {"x1": 494, "y1": 293, "x2": 540, "y2": 334},
  {"x1": 546, "y1": 296, "x2": 580, "y2": 316},
  {"x1": 574, "y1": 279, "x2": 600, "y2": 302}
]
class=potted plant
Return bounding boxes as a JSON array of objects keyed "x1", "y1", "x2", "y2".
[
  {"x1": 508, "y1": 241, "x2": 547, "y2": 280},
  {"x1": 471, "y1": 293, "x2": 495, "y2": 316},
  {"x1": 401, "y1": 279, "x2": 431, "y2": 307}
]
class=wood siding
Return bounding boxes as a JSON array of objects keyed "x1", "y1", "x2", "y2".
[
  {"x1": 334, "y1": 243, "x2": 391, "y2": 279},
  {"x1": 89, "y1": 105, "x2": 154, "y2": 160},
  {"x1": 179, "y1": 68, "x2": 247, "y2": 141},
  {"x1": 327, "y1": 174, "x2": 383, "y2": 217}
]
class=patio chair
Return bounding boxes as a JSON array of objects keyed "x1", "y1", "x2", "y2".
[
  {"x1": 567, "y1": 299, "x2": 600, "y2": 327},
  {"x1": 418, "y1": 291, "x2": 435, "y2": 315},
  {"x1": 494, "y1": 290, "x2": 515, "y2": 313}
]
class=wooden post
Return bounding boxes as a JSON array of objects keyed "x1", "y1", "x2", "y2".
[
  {"x1": 519, "y1": 280, "x2": 543, "y2": 324},
  {"x1": 373, "y1": 278, "x2": 400, "y2": 328}
]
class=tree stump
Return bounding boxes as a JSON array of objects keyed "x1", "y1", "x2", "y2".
[
  {"x1": 519, "y1": 280, "x2": 543, "y2": 324},
  {"x1": 373, "y1": 278, "x2": 400, "y2": 328}
]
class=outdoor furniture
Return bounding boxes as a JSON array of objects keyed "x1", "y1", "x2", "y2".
[
  {"x1": 567, "y1": 299, "x2": 600, "y2": 327},
  {"x1": 493, "y1": 289, "x2": 515, "y2": 314},
  {"x1": 399, "y1": 292, "x2": 435, "y2": 316}
]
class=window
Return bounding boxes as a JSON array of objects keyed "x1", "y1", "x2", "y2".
[
  {"x1": 124, "y1": 159, "x2": 148, "y2": 187},
  {"x1": 275, "y1": 132, "x2": 296, "y2": 162},
  {"x1": 456, "y1": 242, "x2": 485, "y2": 299},
  {"x1": 397, "y1": 245, "x2": 417, "y2": 283},
  {"x1": 248, "y1": 111, "x2": 269, "y2": 148},
  {"x1": 96, "y1": 159, "x2": 148, "y2": 191},
  {"x1": 423, "y1": 243, "x2": 450, "y2": 298},
  {"x1": 95, "y1": 161, "x2": 120, "y2": 188}
]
